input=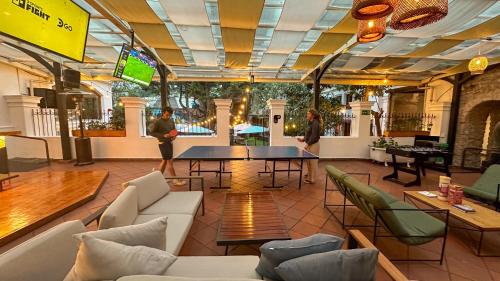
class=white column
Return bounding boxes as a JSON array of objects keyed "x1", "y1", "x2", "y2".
[
  {"x1": 267, "y1": 99, "x2": 286, "y2": 146},
  {"x1": 214, "y1": 99, "x2": 232, "y2": 146},
  {"x1": 120, "y1": 97, "x2": 147, "y2": 138},
  {"x1": 4, "y1": 95, "x2": 42, "y2": 135},
  {"x1": 350, "y1": 101, "x2": 374, "y2": 137},
  {"x1": 427, "y1": 102, "x2": 451, "y2": 142}
]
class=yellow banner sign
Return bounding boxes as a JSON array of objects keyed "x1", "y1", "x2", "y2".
[
  {"x1": 0, "y1": 137, "x2": 5, "y2": 149},
  {"x1": 0, "y1": 0, "x2": 90, "y2": 62}
]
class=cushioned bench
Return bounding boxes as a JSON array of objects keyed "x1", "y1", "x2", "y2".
[
  {"x1": 463, "y1": 164, "x2": 500, "y2": 211},
  {"x1": 324, "y1": 165, "x2": 449, "y2": 264},
  {"x1": 99, "y1": 171, "x2": 204, "y2": 255}
]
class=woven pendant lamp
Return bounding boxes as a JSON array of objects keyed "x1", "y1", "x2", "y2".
[
  {"x1": 352, "y1": 0, "x2": 394, "y2": 20},
  {"x1": 390, "y1": 0, "x2": 448, "y2": 30},
  {"x1": 468, "y1": 56, "x2": 488, "y2": 75},
  {"x1": 357, "y1": 17, "x2": 387, "y2": 43}
]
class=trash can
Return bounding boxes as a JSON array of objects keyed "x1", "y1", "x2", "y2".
[{"x1": 75, "y1": 137, "x2": 93, "y2": 166}]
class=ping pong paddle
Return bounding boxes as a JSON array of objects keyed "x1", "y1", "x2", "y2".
[{"x1": 168, "y1": 129, "x2": 178, "y2": 137}]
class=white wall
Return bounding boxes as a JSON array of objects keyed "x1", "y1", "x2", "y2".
[
  {"x1": 5, "y1": 135, "x2": 221, "y2": 159},
  {"x1": 0, "y1": 62, "x2": 52, "y2": 131}
]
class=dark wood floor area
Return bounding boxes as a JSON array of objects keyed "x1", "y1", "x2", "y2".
[{"x1": 0, "y1": 170, "x2": 108, "y2": 246}]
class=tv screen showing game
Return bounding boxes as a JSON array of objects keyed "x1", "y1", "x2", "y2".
[
  {"x1": 113, "y1": 44, "x2": 157, "y2": 86},
  {"x1": 0, "y1": 0, "x2": 90, "y2": 62}
]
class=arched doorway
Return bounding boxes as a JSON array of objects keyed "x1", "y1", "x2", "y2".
[{"x1": 457, "y1": 100, "x2": 500, "y2": 168}]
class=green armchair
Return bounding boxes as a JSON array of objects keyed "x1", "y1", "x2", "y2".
[
  {"x1": 324, "y1": 165, "x2": 449, "y2": 264},
  {"x1": 462, "y1": 164, "x2": 500, "y2": 211}
]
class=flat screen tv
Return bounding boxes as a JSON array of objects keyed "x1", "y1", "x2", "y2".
[
  {"x1": 113, "y1": 44, "x2": 157, "y2": 87},
  {"x1": 0, "y1": 0, "x2": 90, "y2": 62}
]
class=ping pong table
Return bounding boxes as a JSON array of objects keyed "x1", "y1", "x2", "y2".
[{"x1": 176, "y1": 146, "x2": 318, "y2": 189}]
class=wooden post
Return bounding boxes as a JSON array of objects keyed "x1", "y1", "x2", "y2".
[
  {"x1": 158, "y1": 65, "x2": 169, "y2": 109},
  {"x1": 447, "y1": 73, "x2": 463, "y2": 156},
  {"x1": 312, "y1": 69, "x2": 320, "y2": 110},
  {"x1": 53, "y1": 63, "x2": 72, "y2": 160}
]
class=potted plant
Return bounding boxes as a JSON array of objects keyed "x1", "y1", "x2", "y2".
[{"x1": 369, "y1": 137, "x2": 413, "y2": 167}]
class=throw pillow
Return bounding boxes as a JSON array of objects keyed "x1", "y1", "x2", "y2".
[
  {"x1": 64, "y1": 235, "x2": 177, "y2": 281},
  {"x1": 255, "y1": 234, "x2": 344, "y2": 281},
  {"x1": 75, "y1": 216, "x2": 167, "y2": 251},
  {"x1": 275, "y1": 248, "x2": 379, "y2": 281}
]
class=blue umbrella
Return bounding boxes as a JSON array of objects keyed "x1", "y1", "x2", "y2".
[
  {"x1": 236, "y1": 125, "x2": 269, "y2": 135},
  {"x1": 176, "y1": 124, "x2": 213, "y2": 134}
]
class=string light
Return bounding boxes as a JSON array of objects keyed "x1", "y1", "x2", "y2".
[
  {"x1": 245, "y1": 87, "x2": 250, "y2": 93},
  {"x1": 240, "y1": 104, "x2": 245, "y2": 109},
  {"x1": 243, "y1": 97, "x2": 247, "y2": 102}
]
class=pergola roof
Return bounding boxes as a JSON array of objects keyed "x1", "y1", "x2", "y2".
[{"x1": 0, "y1": 0, "x2": 499, "y2": 85}]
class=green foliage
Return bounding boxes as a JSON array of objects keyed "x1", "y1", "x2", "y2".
[
  {"x1": 372, "y1": 137, "x2": 398, "y2": 148},
  {"x1": 109, "y1": 105, "x2": 125, "y2": 130},
  {"x1": 86, "y1": 120, "x2": 107, "y2": 130}
]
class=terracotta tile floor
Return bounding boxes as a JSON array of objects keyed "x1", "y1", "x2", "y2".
[{"x1": 1, "y1": 158, "x2": 499, "y2": 281}]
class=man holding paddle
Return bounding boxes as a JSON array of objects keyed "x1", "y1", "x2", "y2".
[{"x1": 150, "y1": 106, "x2": 185, "y2": 186}]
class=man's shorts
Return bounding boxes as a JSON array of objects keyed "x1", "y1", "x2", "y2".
[{"x1": 158, "y1": 142, "x2": 173, "y2": 160}]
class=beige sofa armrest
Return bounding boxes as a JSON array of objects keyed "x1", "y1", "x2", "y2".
[{"x1": 348, "y1": 230, "x2": 409, "y2": 281}]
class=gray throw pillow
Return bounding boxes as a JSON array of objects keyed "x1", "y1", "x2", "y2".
[
  {"x1": 275, "y1": 248, "x2": 379, "y2": 281},
  {"x1": 255, "y1": 234, "x2": 344, "y2": 281}
]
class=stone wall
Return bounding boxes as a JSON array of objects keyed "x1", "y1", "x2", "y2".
[{"x1": 454, "y1": 66, "x2": 500, "y2": 167}]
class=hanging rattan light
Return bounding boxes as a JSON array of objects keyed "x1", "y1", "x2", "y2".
[
  {"x1": 352, "y1": 0, "x2": 394, "y2": 20},
  {"x1": 468, "y1": 56, "x2": 488, "y2": 75},
  {"x1": 357, "y1": 17, "x2": 387, "y2": 43},
  {"x1": 390, "y1": 0, "x2": 448, "y2": 30}
]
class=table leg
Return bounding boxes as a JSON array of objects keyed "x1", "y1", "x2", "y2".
[
  {"x1": 383, "y1": 154, "x2": 399, "y2": 181},
  {"x1": 299, "y1": 159, "x2": 304, "y2": 190},
  {"x1": 288, "y1": 160, "x2": 291, "y2": 178},
  {"x1": 225, "y1": 245, "x2": 229, "y2": 256},
  {"x1": 477, "y1": 231, "x2": 484, "y2": 256}
]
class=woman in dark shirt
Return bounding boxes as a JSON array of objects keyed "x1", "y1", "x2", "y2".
[{"x1": 298, "y1": 109, "x2": 322, "y2": 184}]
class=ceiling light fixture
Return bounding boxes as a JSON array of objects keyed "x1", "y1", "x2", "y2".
[
  {"x1": 352, "y1": 0, "x2": 394, "y2": 20},
  {"x1": 357, "y1": 17, "x2": 387, "y2": 43},
  {"x1": 468, "y1": 55, "x2": 488, "y2": 75},
  {"x1": 390, "y1": 0, "x2": 448, "y2": 30}
]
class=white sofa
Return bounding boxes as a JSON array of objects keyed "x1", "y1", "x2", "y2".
[
  {"x1": 0, "y1": 220, "x2": 262, "y2": 281},
  {"x1": 98, "y1": 171, "x2": 205, "y2": 255}
]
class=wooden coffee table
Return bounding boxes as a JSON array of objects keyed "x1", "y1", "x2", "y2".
[
  {"x1": 217, "y1": 192, "x2": 290, "y2": 255},
  {"x1": 404, "y1": 191, "x2": 500, "y2": 256}
]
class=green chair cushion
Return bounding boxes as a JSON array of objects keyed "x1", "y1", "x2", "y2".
[
  {"x1": 342, "y1": 175, "x2": 446, "y2": 246},
  {"x1": 463, "y1": 164, "x2": 500, "y2": 202},
  {"x1": 325, "y1": 165, "x2": 347, "y2": 181},
  {"x1": 370, "y1": 185, "x2": 399, "y2": 205},
  {"x1": 383, "y1": 201, "x2": 446, "y2": 245}
]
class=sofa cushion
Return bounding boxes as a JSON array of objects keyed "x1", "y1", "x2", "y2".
[
  {"x1": 0, "y1": 220, "x2": 86, "y2": 281},
  {"x1": 383, "y1": 201, "x2": 446, "y2": 245},
  {"x1": 76, "y1": 216, "x2": 167, "y2": 251},
  {"x1": 134, "y1": 214, "x2": 193, "y2": 255},
  {"x1": 165, "y1": 256, "x2": 261, "y2": 279},
  {"x1": 99, "y1": 186, "x2": 138, "y2": 229},
  {"x1": 140, "y1": 191, "x2": 203, "y2": 216},
  {"x1": 64, "y1": 236, "x2": 176, "y2": 281},
  {"x1": 464, "y1": 164, "x2": 500, "y2": 201},
  {"x1": 118, "y1": 276, "x2": 261, "y2": 281},
  {"x1": 127, "y1": 171, "x2": 171, "y2": 210},
  {"x1": 275, "y1": 248, "x2": 379, "y2": 281},
  {"x1": 256, "y1": 234, "x2": 344, "y2": 281}
]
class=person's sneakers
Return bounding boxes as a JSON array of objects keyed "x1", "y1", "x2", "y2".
[{"x1": 173, "y1": 179, "x2": 186, "y2": 186}]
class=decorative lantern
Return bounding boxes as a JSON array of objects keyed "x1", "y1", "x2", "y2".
[
  {"x1": 468, "y1": 56, "x2": 488, "y2": 75},
  {"x1": 357, "y1": 17, "x2": 387, "y2": 43},
  {"x1": 352, "y1": 0, "x2": 394, "y2": 20},
  {"x1": 390, "y1": 0, "x2": 448, "y2": 30}
]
